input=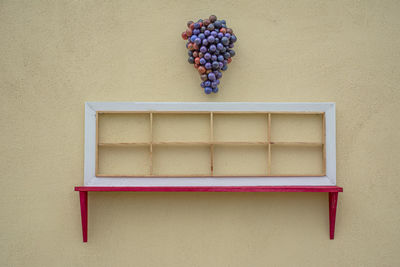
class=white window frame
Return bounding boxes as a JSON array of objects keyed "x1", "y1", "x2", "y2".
[{"x1": 84, "y1": 102, "x2": 336, "y2": 187}]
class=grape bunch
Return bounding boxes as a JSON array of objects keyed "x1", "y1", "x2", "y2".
[{"x1": 181, "y1": 15, "x2": 237, "y2": 94}]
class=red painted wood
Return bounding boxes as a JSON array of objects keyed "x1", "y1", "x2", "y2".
[
  {"x1": 329, "y1": 192, "x2": 339, "y2": 240},
  {"x1": 79, "y1": 191, "x2": 88, "y2": 243},
  {"x1": 75, "y1": 186, "x2": 343, "y2": 242},
  {"x1": 75, "y1": 186, "x2": 343, "y2": 193}
]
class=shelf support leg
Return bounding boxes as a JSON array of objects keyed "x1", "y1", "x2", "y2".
[
  {"x1": 329, "y1": 192, "x2": 338, "y2": 240},
  {"x1": 79, "y1": 191, "x2": 88, "y2": 242}
]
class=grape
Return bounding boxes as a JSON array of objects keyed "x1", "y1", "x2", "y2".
[
  {"x1": 194, "y1": 38, "x2": 201, "y2": 45},
  {"x1": 221, "y1": 37, "x2": 229, "y2": 46},
  {"x1": 204, "y1": 87, "x2": 212, "y2": 94},
  {"x1": 214, "y1": 21, "x2": 222, "y2": 29},
  {"x1": 209, "y1": 15, "x2": 217, "y2": 23},
  {"x1": 212, "y1": 61, "x2": 219, "y2": 70},
  {"x1": 209, "y1": 45, "x2": 216, "y2": 52},
  {"x1": 182, "y1": 15, "x2": 236, "y2": 94}
]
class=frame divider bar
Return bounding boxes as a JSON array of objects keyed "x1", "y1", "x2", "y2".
[
  {"x1": 210, "y1": 112, "x2": 214, "y2": 176},
  {"x1": 150, "y1": 112, "x2": 153, "y2": 175},
  {"x1": 267, "y1": 113, "x2": 271, "y2": 175}
]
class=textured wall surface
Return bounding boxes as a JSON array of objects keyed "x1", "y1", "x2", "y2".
[{"x1": 1, "y1": 1, "x2": 400, "y2": 266}]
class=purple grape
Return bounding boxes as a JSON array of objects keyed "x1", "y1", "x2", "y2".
[
  {"x1": 204, "y1": 53, "x2": 211, "y2": 60},
  {"x1": 207, "y1": 36, "x2": 215, "y2": 43},
  {"x1": 200, "y1": 82, "x2": 205, "y2": 88},
  {"x1": 211, "y1": 31, "x2": 218, "y2": 37},
  {"x1": 194, "y1": 22, "x2": 200, "y2": 29},
  {"x1": 214, "y1": 21, "x2": 222, "y2": 28},
  {"x1": 216, "y1": 71, "x2": 222, "y2": 79},
  {"x1": 204, "y1": 87, "x2": 212, "y2": 94},
  {"x1": 211, "y1": 81, "x2": 218, "y2": 88},
  {"x1": 207, "y1": 24, "x2": 215, "y2": 31},
  {"x1": 211, "y1": 55, "x2": 217, "y2": 61},
  {"x1": 204, "y1": 30, "x2": 210, "y2": 36},
  {"x1": 208, "y1": 72, "x2": 216, "y2": 81},
  {"x1": 215, "y1": 79, "x2": 220, "y2": 85},
  {"x1": 194, "y1": 38, "x2": 201, "y2": 45},
  {"x1": 202, "y1": 39, "x2": 208, "y2": 46},
  {"x1": 193, "y1": 29, "x2": 200, "y2": 35},
  {"x1": 198, "y1": 33, "x2": 205, "y2": 40},
  {"x1": 200, "y1": 58, "x2": 206, "y2": 65},
  {"x1": 230, "y1": 35, "x2": 237, "y2": 43},
  {"x1": 212, "y1": 87, "x2": 219, "y2": 93},
  {"x1": 188, "y1": 57, "x2": 194, "y2": 64},
  {"x1": 217, "y1": 32, "x2": 223, "y2": 39},
  {"x1": 221, "y1": 65, "x2": 227, "y2": 71},
  {"x1": 225, "y1": 33, "x2": 231, "y2": 39},
  {"x1": 221, "y1": 37, "x2": 229, "y2": 45},
  {"x1": 217, "y1": 43, "x2": 224, "y2": 51},
  {"x1": 214, "y1": 38, "x2": 219, "y2": 43},
  {"x1": 219, "y1": 62, "x2": 223, "y2": 69},
  {"x1": 224, "y1": 52, "x2": 231, "y2": 59},
  {"x1": 209, "y1": 45, "x2": 216, "y2": 52},
  {"x1": 204, "y1": 80, "x2": 211, "y2": 87},
  {"x1": 190, "y1": 35, "x2": 197, "y2": 42},
  {"x1": 229, "y1": 50, "x2": 235, "y2": 57},
  {"x1": 229, "y1": 43, "x2": 234, "y2": 48},
  {"x1": 212, "y1": 61, "x2": 219, "y2": 69},
  {"x1": 205, "y1": 62, "x2": 212, "y2": 69},
  {"x1": 200, "y1": 46, "x2": 207, "y2": 53},
  {"x1": 218, "y1": 55, "x2": 224, "y2": 61}
]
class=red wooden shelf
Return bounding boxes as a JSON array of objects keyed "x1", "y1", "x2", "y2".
[{"x1": 75, "y1": 186, "x2": 343, "y2": 242}]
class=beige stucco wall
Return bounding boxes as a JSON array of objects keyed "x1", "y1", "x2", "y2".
[{"x1": 1, "y1": 0, "x2": 400, "y2": 266}]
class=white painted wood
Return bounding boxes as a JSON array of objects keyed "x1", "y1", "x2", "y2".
[{"x1": 84, "y1": 102, "x2": 336, "y2": 186}]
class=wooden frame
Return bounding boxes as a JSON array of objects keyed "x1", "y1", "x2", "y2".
[{"x1": 84, "y1": 102, "x2": 336, "y2": 186}]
